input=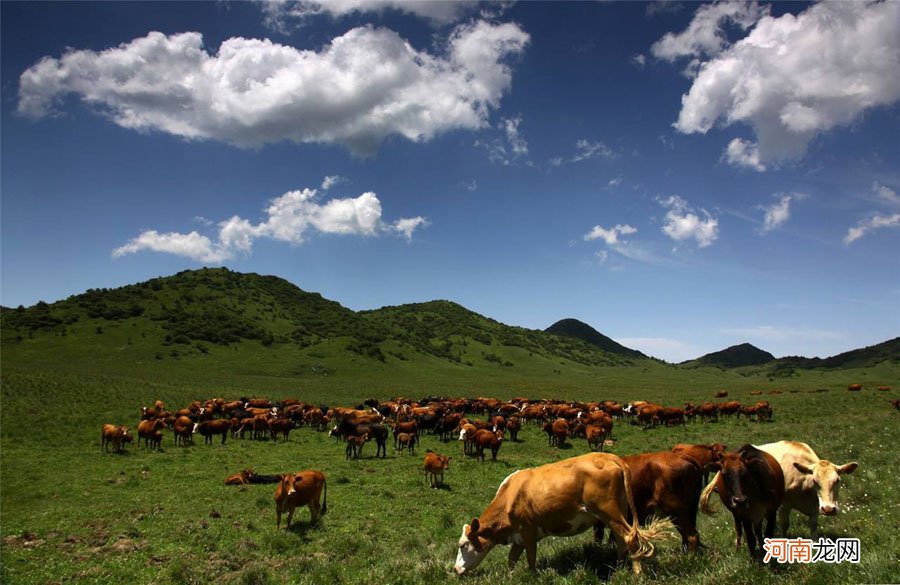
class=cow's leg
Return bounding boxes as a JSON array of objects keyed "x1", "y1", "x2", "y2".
[
  {"x1": 521, "y1": 530, "x2": 538, "y2": 571},
  {"x1": 276, "y1": 503, "x2": 283, "y2": 529},
  {"x1": 508, "y1": 543, "x2": 524, "y2": 568},
  {"x1": 732, "y1": 512, "x2": 743, "y2": 549},
  {"x1": 743, "y1": 519, "x2": 757, "y2": 557},
  {"x1": 309, "y1": 502, "x2": 320, "y2": 524},
  {"x1": 807, "y1": 512, "x2": 818, "y2": 538},
  {"x1": 777, "y1": 505, "x2": 791, "y2": 536},
  {"x1": 286, "y1": 505, "x2": 295, "y2": 528}
]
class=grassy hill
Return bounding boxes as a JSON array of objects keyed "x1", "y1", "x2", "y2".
[
  {"x1": 544, "y1": 318, "x2": 646, "y2": 359},
  {"x1": 681, "y1": 343, "x2": 776, "y2": 369}
]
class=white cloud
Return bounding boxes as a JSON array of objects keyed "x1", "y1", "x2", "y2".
[
  {"x1": 113, "y1": 182, "x2": 427, "y2": 262},
  {"x1": 631, "y1": 54, "x2": 647, "y2": 69},
  {"x1": 390, "y1": 216, "x2": 429, "y2": 241},
  {"x1": 723, "y1": 138, "x2": 765, "y2": 172},
  {"x1": 651, "y1": 1, "x2": 768, "y2": 69},
  {"x1": 659, "y1": 195, "x2": 718, "y2": 247},
  {"x1": 594, "y1": 250, "x2": 609, "y2": 263},
  {"x1": 760, "y1": 193, "x2": 796, "y2": 233},
  {"x1": 669, "y1": 1, "x2": 900, "y2": 165},
  {"x1": 615, "y1": 337, "x2": 708, "y2": 363},
  {"x1": 550, "y1": 138, "x2": 615, "y2": 167},
  {"x1": 873, "y1": 182, "x2": 900, "y2": 209},
  {"x1": 844, "y1": 213, "x2": 900, "y2": 245},
  {"x1": 18, "y1": 22, "x2": 529, "y2": 156},
  {"x1": 722, "y1": 325, "x2": 840, "y2": 343},
  {"x1": 607, "y1": 177, "x2": 622, "y2": 187},
  {"x1": 112, "y1": 230, "x2": 229, "y2": 263},
  {"x1": 476, "y1": 115, "x2": 530, "y2": 166},
  {"x1": 320, "y1": 175, "x2": 346, "y2": 191},
  {"x1": 260, "y1": 0, "x2": 476, "y2": 32},
  {"x1": 584, "y1": 223, "x2": 637, "y2": 246}
]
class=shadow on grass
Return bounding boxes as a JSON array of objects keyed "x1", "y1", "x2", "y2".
[{"x1": 539, "y1": 540, "x2": 619, "y2": 580}]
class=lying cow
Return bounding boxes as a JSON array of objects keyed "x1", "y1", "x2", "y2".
[
  {"x1": 274, "y1": 470, "x2": 327, "y2": 528},
  {"x1": 756, "y1": 440, "x2": 858, "y2": 537},
  {"x1": 454, "y1": 453, "x2": 674, "y2": 576}
]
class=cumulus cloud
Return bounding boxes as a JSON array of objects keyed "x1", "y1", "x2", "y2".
[
  {"x1": 667, "y1": 1, "x2": 900, "y2": 165},
  {"x1": 260, "y1": 0, "x2": 477, "y2": 32},
  {"x1": 723, "y1": 138, "x2": 765, "y2": 172},
  {"x1": 584, "y1": 224, "x2": 637, "y2": 246},
  {"x1": 18, "y1": 22, "x2": 529, "y2": 155},
  {"x1": 113, "y1": 183, "x2": 426, "y2": 262},
  {"x1": 320, "y1": 175, "x2": 346, "y2": 191},
  {"x1": 659, "y1": 195, "x2": 718, "y2": 247},
  {"x1": 760, "y1": 194, "x2": 795, "y2": 233}
]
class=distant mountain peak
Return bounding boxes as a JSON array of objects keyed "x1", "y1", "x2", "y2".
[
  {"x1": 544, "y1": 318, "x2": 646, "y2": 359},
  {"x1": 685, "y1": 343, "x2": 775, "y2": 368}
]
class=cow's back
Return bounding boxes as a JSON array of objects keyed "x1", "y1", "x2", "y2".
[{"x1": 757, "y1": 441, "x2": 819, "y2": 502}]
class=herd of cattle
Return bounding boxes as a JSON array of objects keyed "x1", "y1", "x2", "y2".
[{"x1": 97, "y1": 391, "x2": 878, "y2": 575}]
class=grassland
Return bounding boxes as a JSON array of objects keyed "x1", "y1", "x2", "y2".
[
  {"x1": 1, "y1": 355, "x2": 898, "y2": 585},
  {"x1": 1, "y1": 268, "x2": 898, "y2": 584}
]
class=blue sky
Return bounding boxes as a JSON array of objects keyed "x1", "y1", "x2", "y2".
[{"x1": 2, "y1": 0, "x2": 899, "y2": 362}]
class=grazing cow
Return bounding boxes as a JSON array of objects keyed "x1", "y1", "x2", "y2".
[
  {"x1": 506, "y1": 416, "x2": 521, "y2": 442},
  {"x1": 473, "y1": 429, "x2": 503, "y2": 461},
  {"x1": 172, "y1": 416, "x2": 198, "y2": 446},
  {"x1": 597, "y1": 451, "x2": 703, "y2": 551},
  {"x1": 458, "y1": 423, "x2": 478, "y2": 455},
  {"x1": 636, "y1": 404, "x2": 662, "y2": 429},
  {"x1": 137, "y1": 418, "x2": 167, "y2": 449},
  {"x1": 717, "y1": 401, "x2": 742, "y2": 418},
  {"x1": 715, "y1": 390, "x2": 728, "y2": 398},
  {"x1": 659, "y1": 407, "x2": 686, "y2": 427},
  {"x1": 756, "y1": 441, "x2": 858, "y2": 537},
  {"x1": 697, "y1": 402, "x2": 718, "y2": 422},
  {"x1": 551, "y1": 418, "x2": 569, "y2": 447},
  {"x1": 585, "y1": 424, "x2": 610, "y2": 452},
  {"x1": 424, "y1": 450, "x2": 451, "y2": 488},
  {"x1": 274, "y1": 470, "x2": 327, "y2": 528},
  {"x1": 333, "y1": 420, "x2": 388, "y2": 458},
  {"x1": 671, "y1": 443, "x2": 727, "y2": 484},
  {"x1": 700, "y1": 444, "x2": 784, "y2": 558},
  {"x1": 345, "y1": 434, "x2": 369, "y2": 459},
  {"x1": 453, "y1": 453, "x2": 674, "y2": 576},
  {"x1": 268, "y1": 418, "x2": 294, "y2": 442},
  {"x1": 198, "y1": 419, "x2": 231, "y2": 445},
  {"x1": 847, "y1": 383, "x2": 862, "y2": 391},
  {"x1": 397, "y1": 432, "x2": 417, "y2": 454},
  {"x1": 101, "y1": 424, "x2": 131, "y2": 453}
]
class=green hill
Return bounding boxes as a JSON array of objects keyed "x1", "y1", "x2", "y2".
[
  {"x1": 544, "y1": 318, "x2": 646, "y2": 359},
  {"x1": 775, "y1": 337, "x2": 900, "y2": 370},
  {"x1": 681, "y1": 342, "x2": 775, "y2": 369},
  {"x1": 0, "y1": 268, "x2": 640, "y2": 377}
]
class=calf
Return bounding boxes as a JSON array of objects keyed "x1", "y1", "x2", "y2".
[
  {"x1": 274, "y1": 470, "x2": 327, "y2": 528},
  {"x1": 700, "y1": 444, "x2": 784, "y2": 558},
  {"x1": 225, "y1": 469, "x2": 253, "y2": 485},
  {"x1": 585, "y1": 424, "x2": 610, "y2": 452},
  {"x1": 756, "y1": 440, "x2": 858, "y2": 537},
  {"x1": 397, "y1": 432, "x2": 418, "y2": 454},
  {"x1": 393, "y1": 421, "x2": 418, "y2": 448},
  {"x1": 453, "y1": 453, "x2": 674, "y2": 576},
  {"x1": 137, "y1": 418, "x2": 167, "y2": 449},
  {"x1": 424, "y1": 450, "x2": 451, "y2": 488},
  {"x1": 101, "y1": 424, "x2": 131, "y2": 453},
  {"x1": 345, "y1": 433, "x2": 369, "y2": 459}
]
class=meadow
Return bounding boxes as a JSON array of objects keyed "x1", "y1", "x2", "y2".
[{"x1": 1, "y1": 354, "x2": 898, "y2": 585}]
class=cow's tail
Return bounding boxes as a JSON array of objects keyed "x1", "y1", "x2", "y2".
[
  {"x1": 700, "y1": 471, "x2": 720, "y2": 515},
  {"x1": 619, "y1": 459, "x2": 676, "y2": 560},
  {"x1": 321, "y1": 477, "x2": 328, "y2": 516}
]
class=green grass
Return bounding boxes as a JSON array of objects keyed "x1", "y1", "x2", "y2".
[{"x1": 2, "y1": 359, "x2": 899, "y2": 585}]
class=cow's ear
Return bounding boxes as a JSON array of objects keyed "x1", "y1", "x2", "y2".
[
  {"x1": 793, "y1": 462, "x2": 813, "y2": 475},
  {"x1": 837, "y1": 462, "x2": 859, "y2": 475},
  {"x1": 469, "y1": 518, "x2": 480, "y2": 536},
  {"x1": 705, "y1": 461, "x2": 721, "y2": 472}
]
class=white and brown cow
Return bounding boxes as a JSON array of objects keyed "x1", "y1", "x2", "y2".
[
  {"x1": 756, "y1": 440, "x2": 858, "y2": 537},
  {"x1": 453, "y1": 452, "x2": 674, "y2": 576}
]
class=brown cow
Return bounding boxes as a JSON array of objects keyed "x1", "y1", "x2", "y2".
[
  {"x1": 345, "y1": 433, "x2": 369, "y2": 459},
  {"x1": 585, "y1": 424, "x2": 610, "y2": 452},
  {"x1": 847, "y1": 383, "x2": 862, "y2": 391},
  {"x1": 877, "y1": 386, "x2": 890, "y2": 392},
  {"x1": 225, "y1": 469, "x2": 253, "y2": 485},
  {"x1": 506, "y1": 416, "x2": 522, "y2": 442},
  {"x1": 700, "y1": 444, "x2": 785, "y2": 558},
  {"x1": 424, "y1": 450, "x2": 451, "y2": 488},
  {"x1": 172, "y1": 416, "x2": 198, "y2": 446},
  {"x1": 597, "y1": 451, "x2": 704, "y2": 551},
  {"x1": 717, "y1": 401, "x2": 742, "y2": 418},
  {"x1": 101, "y1": 424, "x2": 132, "y2": 453},
  {"x1": 268, "y1": 418, "x2": 294, "y2": 442},
  {"x1": 453, "y1": 453, "x2": 674, "y2": 575},
  {"x1": 697, "y1": 402, "x2": 718, "y2": 422},
  {"x1": 198, "y1": 419, "x2": 231, "y2": 445},
  {"x1": 137, "y1": 418, "x2": 167, "y2": 449},
  {"x1": 672, "y1": 443, "x2": 727, "y2": 484},
  {"x1": 715, "y1": 390, "x2": 728, "y2": 398},
  {"x1": 393, "y1": 421, "x2": 418, "y2": 448},
  {"x1": 636, "y1": 404, "x2": 663, "y2": 429},
  {"x1": 891, "y1": 399, "x2": 900, "y2": 410},
  {"x1": 274, "y1": 470, "x2": 327, "y2": 528},
  {"x1": 397, "y1": 432, "x2": 417, "y2": 454},
  {"x1": 473, "y1": 429, "x2": 503, "y2": 461},
  {"x1": 551, "y1": 418, "x2": 569, "y2": 447}
]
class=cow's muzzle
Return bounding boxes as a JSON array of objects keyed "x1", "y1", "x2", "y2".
[
  {"x1": 820, "y1": 505, "x2": 837, "y2": 516},
  {"x1": 731, "y1": 495, "x2": 748, "y2": 508}
]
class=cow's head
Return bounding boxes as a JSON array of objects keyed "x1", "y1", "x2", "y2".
[
  {"x1": 793, "y1": 460, "x2": 858, "y2": 516},
  {"x1": 454, "y1": 518, "x2": 493, "y2": 575},
  {"x1": 280, "y1": 473, "x2": 298, "y2": 497},
  {"x1": 708, "y1": 451, "x2": 763, "y2": 510}
]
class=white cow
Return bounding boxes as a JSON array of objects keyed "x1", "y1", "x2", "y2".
[{"x1": 756, "y1": 441, "x2": 858, "y2": 537}]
